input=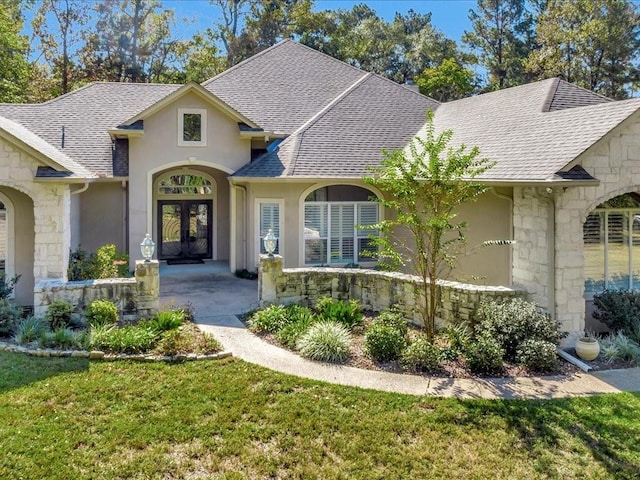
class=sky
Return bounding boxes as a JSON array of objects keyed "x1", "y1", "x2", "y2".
[{"x1": 163, "y1": 0, "x2": 476, "y2": 43}]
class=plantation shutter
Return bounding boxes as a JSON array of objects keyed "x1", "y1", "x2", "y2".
[
  {"x1": 259, "y1": 203, "x2": 280, "y2": 254},
  {"x1": 357, "y1": 204, "x2": 379, "y2": 261},
  {"x1": 304, "y1": 204, "x2": 328, "y2": 264},
  {"x1": 330, "y1": 204, "x2": 355, "y2": 264}
]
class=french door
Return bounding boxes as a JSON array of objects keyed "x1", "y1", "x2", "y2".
[{"x1": 157, "y1": 200, "x2": 212, "y2": 260}]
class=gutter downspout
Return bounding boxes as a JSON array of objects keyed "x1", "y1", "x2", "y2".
[
  {"x1": 545, "y1": 187, "x2": 557, "y2": 322},
  {"x1": 70, "y1": 182, "x2": 89, "y2": 195}
]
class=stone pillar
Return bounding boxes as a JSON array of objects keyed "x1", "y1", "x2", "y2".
[
  {"x1": 259, "y1": 254, "x2": 283, "y2": 305},
  {"x1": 33, "y1": 185, "x2": 71, "y2": 281},
  {"x1": 135, "y1": 260, "x2": 159, "y2": 316}
]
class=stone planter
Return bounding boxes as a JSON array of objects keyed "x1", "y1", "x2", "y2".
[{"x1": 575, "y1": 337, "x2": 600, "y2": 361}]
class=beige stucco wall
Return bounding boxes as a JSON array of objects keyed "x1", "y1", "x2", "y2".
[
  {"x1": 0, "y1": 137, "x2": 71, "y2": 305},
  {"x1": 128, "y1": 91, "x2": 250, "y2": 263},
  {"x1": 79, "y1": 181, "x2": 126, "y2": 253},
  {"x1": 239, "y1": 180, "x2": 512, "y2": 286}
]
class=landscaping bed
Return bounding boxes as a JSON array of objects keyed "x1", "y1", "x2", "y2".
[{"x1": 243, "y1": 297, "x2": 577, "y2": 378}]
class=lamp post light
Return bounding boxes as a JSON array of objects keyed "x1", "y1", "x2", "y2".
[
  {"x1": 263, "y1": 228, "x2": 278, "y2": 257},
  {"x1": 140, "y1": 233, "x2": 156, "y2": 262}
]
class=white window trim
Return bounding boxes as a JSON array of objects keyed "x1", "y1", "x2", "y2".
[
  {"x1": 255, "y1": 198, "x2": 284, "y2": 265},
  {"x1": 178, "y1": 108, "x2": 207, "y2": 147}
]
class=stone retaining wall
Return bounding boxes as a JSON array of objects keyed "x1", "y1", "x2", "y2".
[
  {"x1": 259, "y1": 256, "x2": 525, "y2": 326},
  {"x1": 33, "y1": 260, "x2": 159, "y2": 320}
]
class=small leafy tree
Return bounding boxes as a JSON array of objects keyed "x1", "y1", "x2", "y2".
[{"x1": 364, "y1": 110, "x2": 494, "y2": 339}]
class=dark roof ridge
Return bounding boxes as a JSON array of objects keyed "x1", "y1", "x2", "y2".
[
  {"x1": 544, "y1": 95, "x2": 640, "y2": 115},
  {"x1": 555, "y1": 78, "x2": 613, "y2": 102},
  {"x1": 541, "y1": 77, "x2": 561, "y2": 113}
]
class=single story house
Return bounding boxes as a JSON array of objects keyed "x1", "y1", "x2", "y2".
[{"x1": 1, "y1": 40, "x2": 639, "y2": 333}]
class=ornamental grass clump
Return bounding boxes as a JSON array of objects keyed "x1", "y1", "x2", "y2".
[
  {"x1": 297, "y1": 321, "x2": 351, "y2": 363},
  {"x1": 274, "y1": 305, "x2": 316, "y2": 349},
  {"x1": 154, "y1": 324, "x2": 222, "y2": 356},
  {"x1": 146, "y1": 309, "x2": 187, "y2": 333},
  {"x1": 600, "y1": 332, "x2": 640, "y2": 365},
  {"x1": 39, "y1": 327, "x2": 84, "y2": 350},
  {"x1": 14, "y1": 316, "x2": 49, "y2": 345}
]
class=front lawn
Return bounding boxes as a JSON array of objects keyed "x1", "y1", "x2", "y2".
[{"x1": 1, "y1": 352, "x2": 639, "y2": 479}]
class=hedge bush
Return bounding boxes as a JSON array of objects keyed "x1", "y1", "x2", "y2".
[
  {"x1": 465, "y1": 336, "x2": 504, "y2": 374},
  {"x1": 0, "y1": 298, "x2": 22, "y2": 336},
  {"x1": 85, "y1": 300, "x2": 118, "y2": 328},
  {"x1": 400, "y1": 335, "x2": 441, "y2": 372},
  {"x1": 364, "y1": 322, "x2": 406, "y2": 362},
  {"x1": 515, "y1": 339, "x2": 559, "y2": 372},
  {"x1": 45, "y1": 300, "x2": 74, "y2": 330}
]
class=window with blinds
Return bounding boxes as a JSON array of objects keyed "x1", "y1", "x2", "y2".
[
  {"x1": 259, "y1": 202, "x2": 281, "y2": 255},
  {"x1": 583, "y1": 193, "x2": 640, "y2": 293},
  {"x1": 304, "y1": 201, "x2": 378, "y2": 265}
]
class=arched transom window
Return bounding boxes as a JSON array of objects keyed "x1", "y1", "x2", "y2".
[
  {"x1": 583, "y1": 193, "x2": 640, "y2": 293},
  {"x1": 304, "y1": 185, "x2": 379, "y2": 265},
  {"x1": 157, "y1": 173, "x2": 213, "y2": 196}
]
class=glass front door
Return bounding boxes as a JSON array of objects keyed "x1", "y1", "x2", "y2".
[{"x1": 158, "y1": 200, "x2": 212, "y2": 260}]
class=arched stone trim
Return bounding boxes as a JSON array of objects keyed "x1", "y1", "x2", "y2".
[
  {"x1": 581, "y1": 185, "x2": 640, "y2": 223},
  {"x1": 0, "y1": 192, "x2": 16, "y2": 291},
  {"x1": 0, "y1": 179, "x2": 35, "y2": 200}
]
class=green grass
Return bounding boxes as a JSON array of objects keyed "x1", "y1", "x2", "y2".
[{"x1": 1, "y1": 351, "x2": 639, "y2": 479}]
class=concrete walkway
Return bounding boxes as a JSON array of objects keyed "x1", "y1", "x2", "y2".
[{"x1": 159, "y1": 265, "x2": 640, "y2": 399}]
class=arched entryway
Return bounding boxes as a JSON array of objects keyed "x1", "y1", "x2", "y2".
[{"x1": 154, "y1": 170, "x2": 216, "y2": 262}]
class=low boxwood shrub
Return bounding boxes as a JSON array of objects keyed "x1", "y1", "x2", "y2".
[
  {"x1": 592, "y1": 289, "x2": 640, "y2": 335},
  {"x1": 400, "y1": 335, "x2": 441, "y2": 373},
  {"x1": 297, "y1": 321, "x2": 351, "y2": 363},
  {"x1": 364, "y1": 322, "x2": 406, "y2": 362},
  {"x1": 85, "y1": 300, "x2": 118, "y2": 328},
  {"x1": 315, "y1": 297, "x2": 363, "y2": 329},
  {"x1": 14, "y1": 316, "x2": 50, "y2": 345},
  {"x1": 0, "y1": 298, "x2": 22, "y2": 337},
  {"x1": 248, "y1": 304, "x2": 288, "y2": 333},
  {"x1": 515, "y1": 339, "x2": 559, "y2": 372},
  {"x1": 476, "y1": 298, "x2": 563, "y2": 360},
  {"x1": 465, "y1": 336, "x2": 504, "y2": 374},
  {"x1": 274, "y1": 305, "x2": 315, "y2": 349},
  {"x1": 45, "y1": 300, "x2": 74, "y2": 330}
]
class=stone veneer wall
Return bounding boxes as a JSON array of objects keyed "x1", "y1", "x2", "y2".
[
  {"x1": 259, "y1": 256, "x2": 524, "y2": 326},
  {"x1": 33, "y1": 260, "x2": 159, "y2": 320}
]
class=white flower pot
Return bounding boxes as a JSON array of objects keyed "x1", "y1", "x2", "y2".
[{"x1": 575, "y1": 337, "x2": 600, "y2": 361}]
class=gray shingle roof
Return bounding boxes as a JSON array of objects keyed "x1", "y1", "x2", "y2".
[
  {"x1": 203, "y1": 40, "x2": 368, "y2": 134},
  {"x1": 432, "y1": 80, "x2": 640, "y2": 181},
  {"x1": 0, "y1": 83, "x2": 180, "y2": 177},
  {"x1": 234, "y1": 73, "x2": 439, "y2": 178},
  {"x1": 544, "y1": 78, "x2": 612, "y2": 112}
]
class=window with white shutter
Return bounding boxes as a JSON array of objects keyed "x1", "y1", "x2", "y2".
[
  {"x1": 304, "y1": 186, "x2": 379, "y2": 265},
  {"x1": 583, "y1": 193, "x2": 640, "y2": 293},
  {"x1": 256, "y1": 199, "x2": 283, "y2": 263}
]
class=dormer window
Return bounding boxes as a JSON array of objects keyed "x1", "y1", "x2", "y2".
[{"x1": 178, "y1": 108, "x2": 207, "y2": 146}]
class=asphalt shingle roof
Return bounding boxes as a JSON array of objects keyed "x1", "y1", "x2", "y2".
[
  {"x1": 234, "y1": 73, "x2": 439, "y2": 178},
  {"x1": 203, "y1": 40, "x2": 368, "y2": 134},
  {"x1": 0, "y1": 83, "x2": 180, "y2": 177},
  {"x1": 432, "y1": 79, "x2": 640, "y2": 182},
  {"x1": 544, "y1": 78, "x2": 613, "y2": 112}
]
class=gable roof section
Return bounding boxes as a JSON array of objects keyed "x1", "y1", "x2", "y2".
[
  {"x1": 120, "y1": 82, "x2": 259, "y2": 129},
  {"x1": 233, "y1": 73, "x2": 439, "y2": 179},
  {"x1": 0, "y1": 82, "x2": 181, "y2": 177},
  {"x1": 0, "y1": 115, "x2": 94, "y2": 179},
  {"x1": 543, "y1": 78, "x2": 613, "y2": 112},
  {"x1": 203, "y1": 40, "x2": 368, "y2": 134},
  {"x1": 433, "y1": 81, "x2": 640, "y2": 182}
]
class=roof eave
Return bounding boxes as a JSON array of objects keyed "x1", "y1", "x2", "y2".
[{"x1": 108, "y1": 128, "x2": 144, "y2": 139}]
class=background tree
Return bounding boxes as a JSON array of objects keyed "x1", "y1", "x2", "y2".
[
  {"x1": 209, "y1": 0, "x2": 250, "y2": 66},
  {"x1": 364, "y1": 112, "x2": 494, "y2": 339},
  {"x1": 416, "y1": 58, "x2": 476, "y2": 101},
  {"x1": 526, "y1": 0, "x2": 640, "y2": 99},
  {"x1": 0, "y1": 0, "x2": 32, "y2": 102},
  {"x1": 31, "y1": 0, "x2": 89, "y2": 96},
  {"x1": 463, "y1": 0, "x2": 534, "y2": 90}
]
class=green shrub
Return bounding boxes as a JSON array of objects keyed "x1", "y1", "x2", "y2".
[
  {"x1": 374, "y1": 309, "x2": 408, "y2": 336},
  {"x1": 437, "y1": 323, "x2": 471, "y2": 360},
  {"x1": 592, "y1": 289, "x2": 640, "y2": 335},
  {"x1": 85, "y1": 300, "x2": 118, "y2": 328},
  {"x1": 39, "y1": 327, "x2": 82, "y2": 350},
  {"x1": 600, "y1": 332, "x2": 640, "y2": 365},
  {"x1": 315, "y1": 297, "x2": 363, "y2": 329},
  {"x1": 94, "y1": 244, "x2": 129, "y2": 279},
  {"x1": 0, "y1": 298, "x2": 22, "y2": 336},
  {"x1": 364, "y1": 322, "x2": 406, "y2": 362},
  {"x1": 248, "y1": 304, "x2": 289, "y2": 333},
  {"x1": 297, "y1": 321, "x2": 351, "y2": 363},
  {"x1": 476, "y1": 298, "x2": 563, "y2": 360},
  {"x1": 93, "y1": 324, "x2": 159, "y2": 354},
  {"x1": 0, "y1": 272, "x2": 20, "y2": 300},
  {"x1": 45, "y1": 300, "x2": 74, "y2": 330},
  {"x1": 465, "y1": 336, "x2": 504, "y2": 374},
  {"x1": 146, "y1": 309, "x2": 186, "y2": 333},
  {"x1": 400, "y1": 335, "x2": 441, "y2": 372},
  {"x1": 14, "y1": 316, "x2": 50, "y2": 345},
  {"x1": 515, "y1": 339, "x2": 559, "y2": 373},
  {"x1": 154, "y1": 324, "x2": 222, "y2": 356},
  {"x1": 68, "y1": 247, "x2": 95, "y2": 281},
  {"x1": 274, "y1": 305, "x2": 315, "y2": 349},
  {"x1": 88, "y1": 323, "x2": 116, "y2": 351}
]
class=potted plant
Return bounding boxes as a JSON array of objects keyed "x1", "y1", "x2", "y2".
[{"x1": 575, "y1": 331, "x2": 600, "y2": 361}]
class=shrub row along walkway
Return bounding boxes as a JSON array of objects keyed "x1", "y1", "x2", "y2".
[{"x1": 159, "y1": 265, "x2": 640, "y2": 399}]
